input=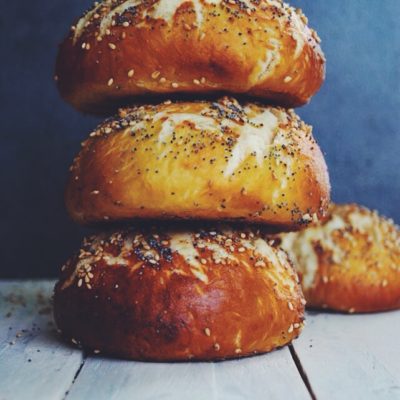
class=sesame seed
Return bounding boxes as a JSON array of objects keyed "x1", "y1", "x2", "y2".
[
  {"x1": 288, "y1": 324, "x2": 294, "y2": 333},
  {"x1": 123, "y1": 21, "x2": 129, "y2": 27},
  {"x1": 108, "y1": 43, "x2": 116, "y2": 50},
  {"x1": 284, "y1": 76, "x2": 293, "y2": 83},
  {"x1": 71, "y1": 338, "x2": 78, "y2": 345},
  {"x1": 200, "y1": 258, "x2": 207, "y2": 265},
  {"x1": 255, "y1": 260, "x2": 266, "y2": 267},
  {"x1": 235, "y1": 348, "x2": 242, "y2": 354},
  {"x1": 288, "y1": 302, "x2": 294, "y2": 311},
  {"x1": 151, "y1": 71, "x2": 160, "y2": 79},
  {"x1": 107, "y1": 78, "x2": 114, "y2": 86},
  {"x1": 91, "y1": 190, "x2": 100, "y2": 195},
  {"x1": 238, "y1": 247, "x2": 246, "y2": 253},
  {"x1": 214, "y1": 343, "x2": 220, "y2": 351},
  {"x1": 322, "y1": 276, "x2": 329, "y2": 284},
  {"x1": 171, "y1": 82, "x2": 179, "y2": 88},
  {"x1": 348, "y1": 308, "x2": 355, "y2": 314},
  {"x1": 159, "y1": 77, "x2": 167, "y2": 83},
  {"x1": 204, "y1": 328, "x2": 211, "y2": 336},
  {"x1": 77, "y1": 279, "x2": 83, "y2": 287},
  {"x1": 382, "y1": 279, "x2": 388, "y2": 287},
  {"x1": 302, "y1": 213, "x2": 312, "y2": 222},
  {"x1": 193, "y1": 79, "x2": 200, "y2": 85},
  {"x1": 94, "y1": 349, "x2": 101, "y2": 354},
  {"x1": 200, "y1": 77, "x2": 206, "y2": 84},
  {"x1": 128, "y1": 69, "x2": 135, "y2": 77},
  {"x1": 293, "y1": 323, "x2": 300, "y2": 329}
]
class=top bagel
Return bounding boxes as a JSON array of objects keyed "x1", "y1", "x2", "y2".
[{"x1": 55, "y1": 0, "x2": 325, "y2": 114}]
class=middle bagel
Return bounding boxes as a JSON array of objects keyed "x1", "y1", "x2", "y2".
[{"x1": 66, "y1": 97, "x2": 330, "y2": 228}]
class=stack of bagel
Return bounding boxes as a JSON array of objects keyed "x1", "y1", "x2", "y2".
[{"x1": 53, "y1": 0, "x2": 400, "y2": 362}]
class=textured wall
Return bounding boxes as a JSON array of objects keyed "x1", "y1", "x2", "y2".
[{"x1": 0, "y1": 0, "x2": 399, "y2": 278}]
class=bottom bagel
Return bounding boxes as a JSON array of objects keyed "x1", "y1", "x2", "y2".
[
  {"x1": 275, "y1": 204, "x2": 400, "y2": 313},
  {"x1": 54, "y1": 226, "x2": 305, "y2": 361}
]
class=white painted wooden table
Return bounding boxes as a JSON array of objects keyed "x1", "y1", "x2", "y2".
[{"x1": 1, "y1": 281, "x2": 399, "y2": 400}]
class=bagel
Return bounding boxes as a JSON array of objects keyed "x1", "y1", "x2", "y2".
[
  {"x1": 53, "y1": 226, "x2": 305, "y2": 361},
  {"x1": 55, "y1": 0, "x2": 325, "y2": 114},
  {"x1": 274, "y1": 204, "x2": 400, "y2": 313},
  {"x1": 65, "y1": 97, "x2": 330, "y2": 228}
]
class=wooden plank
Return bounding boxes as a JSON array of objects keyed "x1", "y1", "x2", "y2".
[
  {"x1": 213, "y1": 350, "x2": 310, "y2": 400},
  {"x1": 0, "y1": 281, "x2": 84, "y2": 400},
  {"x1": 66, "y1": 342, "x2": 310, "y2": 400},
  {"x1": 293, "y1": 311, "x2": 400, "y2": 400}
]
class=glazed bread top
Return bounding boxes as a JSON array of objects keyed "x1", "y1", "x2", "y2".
[
  {"x1": 56, "y1": 0, "x2": 325, "y2": 114},
  {"x1": 66, "y1": 97, "x2": 330, "y2": 227},
  {"x1": 59, "y1": 226, "x2": 301, "y2": 297}
]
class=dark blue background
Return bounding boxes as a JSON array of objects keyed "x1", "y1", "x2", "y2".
[{"x1": 0, "y1": 0, "x2": 399, "y2": 278}]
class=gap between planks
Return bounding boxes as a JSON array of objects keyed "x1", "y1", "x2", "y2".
[
  {"x1": 289, "y1": 344, "x2": 317, "y2": 400},
  {"x1": 63, "y1": 353, "x2": 88, "y2": 400}
]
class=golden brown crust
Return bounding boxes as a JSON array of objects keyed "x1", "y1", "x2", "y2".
[
  {"x1": 55, "y1": 0, "x2": 325, "y2": 114},
  {"x1": 53, "y1": 226, "x2": 305, "y2": 361},
  {"x1": 274, "y1": 204, "x2": 400, "y2": 313},
  {"x1": 65, "y1": 97, "x2": 330, "y2": 228}
]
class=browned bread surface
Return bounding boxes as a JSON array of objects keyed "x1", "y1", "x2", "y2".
[
  {"x1": 56, "y1": 0, "x2": 325, "y2": 114},
  {"x1": 275, "y1": 204, "x2": 400, "y2": 313},
  {"x1": 66, "y1": 97, "x2": 330, "y2": 228},
  {"x1": 54, "y1": 226, "x2": 305, "y2": 361}
]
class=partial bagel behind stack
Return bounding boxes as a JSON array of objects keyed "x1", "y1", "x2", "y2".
[
  {"x1": 274, "y1": 204, "x2": 400, "y2": 313},
  {"x1": 56, "y1": 0, "x2": 325, "y2": 114},
  {"x1": 66, "y1": 97, "x2": 330, "y2": 228},
  {"x1": 54, "y1": 227, "x2": 305, "y2": 361}
]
